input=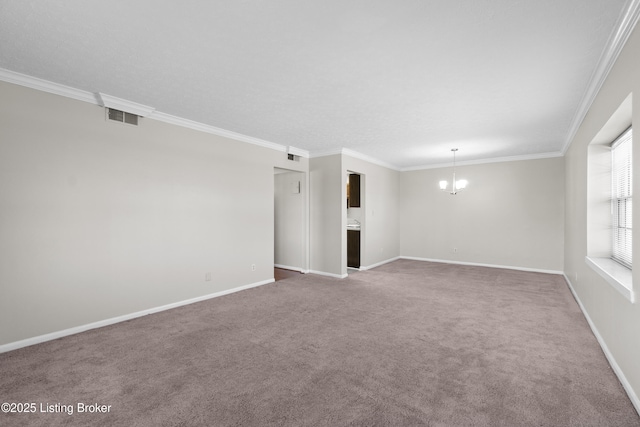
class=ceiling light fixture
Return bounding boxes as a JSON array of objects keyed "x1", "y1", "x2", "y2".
[{"x1": 439, "y1": 148, "x2": 468, "y2": 195}]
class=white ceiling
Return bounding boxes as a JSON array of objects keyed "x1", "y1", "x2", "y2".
[{"x1": 0, "y1": 1, "x2": 636, "y2": 169}]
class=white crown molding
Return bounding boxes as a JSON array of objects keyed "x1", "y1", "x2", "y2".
[
  {"x1": 401, "y1": 151, "x2": 564, "y2": 171},
  {"x1": 0, "y1": 68, "x2": 97, "y2": 104},
  {"x1": 311, "y1": 147, "x2": 400, "y2": 171},
  {"x1": 309, "y1": 147, "x2": 344, "y2": 158},
  {"x1": 0, "y1": 68, "x2": 582, "y2": 170},
  {"x1": 287, "y1": 146, "x2": 310, "y2": 158},
  {"x1": 148, "y1": 111, "x2": 286, "y2": 152},
  {"x1": 341, "y1": 148, "x2": 400, "y2": 170},
  {"x1": 0, "y1": 67, "x2": 289, "y2": 154},
  {"x1": 97, "y1": 92, "x2": 155, "y2": 117},
  {"x1": 562, "y1": 0, "x2": 640, "y2": 154},
  {"x1": 310, "y1": 147, "x2": 563, "y2": 172}
]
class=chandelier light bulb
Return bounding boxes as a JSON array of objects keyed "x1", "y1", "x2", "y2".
[{"x1": 439, "y1": 148, "x2": 468, "y2": 195}]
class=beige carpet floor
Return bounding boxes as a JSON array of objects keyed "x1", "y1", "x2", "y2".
[{"x1": 1, "y1": 260, "x2": 639, "y2": 426}]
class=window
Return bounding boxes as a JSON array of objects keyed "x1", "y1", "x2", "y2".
[
  {"x1": 611, "y1": 127, "x2": 632, "y2": 268},
  {"x1": 586, "y1": 94, "x2": 634, "y2": 303}
]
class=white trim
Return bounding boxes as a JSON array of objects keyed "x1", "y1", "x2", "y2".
[
  {"x1": 97, "y1": 92, "x2": 155, "y2": 117},
  {"x1": 308, "y1": 148, "x2": 563, "y2": 171},
  {"x1": 274, "y1": 264, "x2": 306, "y2": 273},
  {"x1": 310, "y1": 0, "x2": 640, "y2": 173},
  {"x1": 401, "y1": 151, "x2": 564, "y2": 172},
  {"x1": 147, "y1": 111, "x2": 286, "y2": 152},
  {"x1": 359, "y1": 256, "x2": 401, "y2": 271},
  {"x1": 0, "y1": 278, "x2": 274, "y2": 354},
  {"x1": 287, "y1": 146, "x2": 310, "y2": 158},
  {"x1": 562, "y1": 274, "x2": 640, "y2": 416},
  {"x1": 310, "y1": 148, "x2": 400, "y2": 171},
  {"x1": 0, "y1": 68, "x2": 571, "y2": 171},
  {"x1": 340, "y1": 148, "x2": 399, "y2": 171},
  {"x1": 0, "y1": 67, "x2": 289, "y2": 154},
  {"x1": 308, "y1": 147, "x2": 343, "y2": 158},
  {"x1": 585, "y1": 256, "x2": 635, "y2": 303},
  {"x1": 562, "y1": 0, "x2": 640, "y2": 154},
  {"x1": 149, "y1": 111, "x2": 287, "y2": 152},
  {"x1": 0, "y1": 68, "x2": 97, "y2": 104},
  {"x1": 308, "y1": 270, "x2": 348, "y2": 279},
  {"x1": 5, "y1": 0, "x2": 640, "y2": 171},
  {"x1": 400, "y1": 256, "x2": 563, "y2": 275}
]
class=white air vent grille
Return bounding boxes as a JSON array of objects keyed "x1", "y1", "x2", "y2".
[{"x1": 108, "y1": 108, "x2": 138, "y2": 125}]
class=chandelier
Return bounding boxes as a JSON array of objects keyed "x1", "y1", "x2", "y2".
[{"x1": 439, "y1": 148, "x2": 468, "y2": 195}]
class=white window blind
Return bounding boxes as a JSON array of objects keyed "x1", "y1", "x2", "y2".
[{"x1": 611, "y1": 127, "x2": 633, "y2": 268}]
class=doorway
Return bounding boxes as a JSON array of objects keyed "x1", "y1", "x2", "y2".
[
  {"x1": 346, "y1": 171, "x2": 364, "y2": 271},
  {"x1": 274, "y1": 168, "x2": 307, "y2": 275}
]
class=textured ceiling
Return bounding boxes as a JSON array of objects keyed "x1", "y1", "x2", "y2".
[{"x1": 0, "y1": 1, "x2": 633, "y2": 168}]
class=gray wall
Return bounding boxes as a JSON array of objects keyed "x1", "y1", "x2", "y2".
[
  {"x1": 564, "y1": 24, "x2": 640, "y2": 409},
  {"x1": 309, "y1": 155, "x2": 344, "y2": 276},
  {"x1": 400, "y1": 157, "x2": 565, "y2": 272},
  {"x1": 343, "y1": 154, "x2": 400, "y2": 271},
  {"x1": 0, "y1": 81, "x2": 307, "y2": 346}
]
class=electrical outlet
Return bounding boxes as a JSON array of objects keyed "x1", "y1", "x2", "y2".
[
  {"x1": 205, "y1": 272, "x2": 211, "y2": 281},
  {"x1": 251, "y1": 264, "x2": 256, "y2": 271},
  {"x1": 453, "y1": 248, "x2": 458, "y2": 253}
]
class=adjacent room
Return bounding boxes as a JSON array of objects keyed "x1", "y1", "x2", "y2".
[{"x1": 1, "y1": 1, "x2": 639, "y2": 425}]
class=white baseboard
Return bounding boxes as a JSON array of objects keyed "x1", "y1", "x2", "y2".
[
  {"x1": 274, "y1": 264, "x2": 306, "y2": 273},
  {"x1": 308, "y1": 270, "x2": 348, "y2": 279},
  {"x1": 360, "y1": 256, "x2": 401, "y2": 271},
  {"x1": 400, "y1": 256, "x2": 563, "y2": 275},
  {"x1": 0, "y1": 278, "x2": 275, "y2": 354},
  {"x1": 562, "y1": 274, "x2": 640, "y2": 416},
  {"x1": 310, "y1": 256, "x2": 559, "y2": 277}
]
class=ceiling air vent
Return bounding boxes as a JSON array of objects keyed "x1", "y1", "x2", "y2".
[{"x1": 108, "y1": 108, "x2": 139, "y2": 125}]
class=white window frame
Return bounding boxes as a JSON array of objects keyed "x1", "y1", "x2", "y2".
[
  {"x1": 611, "y1": 127, "x2": 632, "y2": 268},
  {"x1": 586, "y1": 93, "x2": 634, "y2": 304},
  {"x1": 585, "y1": 126, "x2": 635, "y2": 303}
]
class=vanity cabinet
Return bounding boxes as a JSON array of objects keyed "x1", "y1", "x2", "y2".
[{"x1": 347, "y1": 229, "x2": 361, "y2": 268}]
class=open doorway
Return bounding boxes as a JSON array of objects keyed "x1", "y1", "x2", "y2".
[
  {"x1": 274, "y1": 167, "x2": 307, "y2": 280},
  {"x1": 346, "y1": 171, "x2": 363, "y2": 272}
]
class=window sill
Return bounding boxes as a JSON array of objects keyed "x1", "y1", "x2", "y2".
[{"x1": 585, "y1": 256, "x2": 635, "y2": 303}]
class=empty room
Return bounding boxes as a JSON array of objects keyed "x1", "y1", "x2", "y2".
[{"x1": 1, "y1": 1, "x2": 639, "y2": 426}]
